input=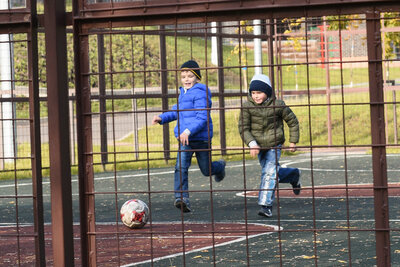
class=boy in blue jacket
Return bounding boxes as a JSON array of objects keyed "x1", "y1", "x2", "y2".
[{"x1": 152, "y1": 60, "x2": 226, "y2": 213}]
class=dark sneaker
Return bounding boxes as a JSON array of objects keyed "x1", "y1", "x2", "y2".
[
  {"x1": 174, "y1": 197, "x2": 192, "y2": 213},
  {"x1": 290, "y1": 169, "x2": 301, "y2": 195},
  {"x1": 258, "y1": 206, "x2": 272, "y2": 217},
  {"x1": 214, "y1": 159, "x2": 226, "y2": 182}
]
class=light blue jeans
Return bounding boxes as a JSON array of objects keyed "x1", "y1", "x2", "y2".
[
  {"x1": 174, "y1": 141, "x2": 225, "y2": 199},
  {"x1": 257, "y1": 147, "x2": 300, "y2": 207}
]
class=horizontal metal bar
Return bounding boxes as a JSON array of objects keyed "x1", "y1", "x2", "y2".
[{"x1": 74, "y1": 0, "x2": 400, "y2": 30}]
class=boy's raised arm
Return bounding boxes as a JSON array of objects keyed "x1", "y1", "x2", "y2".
[{"x1": 151, "y1": 115, "x2": 162, "y2": 125}]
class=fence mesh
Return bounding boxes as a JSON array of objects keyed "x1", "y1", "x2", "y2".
[{"x1": 0, "y1": 1, "x2": 399, "y2": 266}]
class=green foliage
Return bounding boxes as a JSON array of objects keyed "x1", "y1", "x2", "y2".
[
  {"x1": 326, "y1": 13, "x2": 400, "y2": 60},
  {"x1": 3, "y1": 89, "x2": 400, "y2": 180},
  {"x1": 326, "y1": 15, "x2": 362, "y2": 31},
  {"x1": 128, "y1": 92, "x2": 399, "y2": 159},
  {"x1": 282, "y1": 18, "x2": 306, "y2": 52},
  {"x1": 383, "y1": 12, "x2": 400, "y2": 59},
  {"x1": 5, "y1": 15, "x2": 400, "y2": 180},
  {"x1": 88, "y1": 32, "x2": 162, "y2": 89}
]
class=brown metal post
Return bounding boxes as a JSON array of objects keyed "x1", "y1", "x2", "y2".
[
  {"x1": 159, "y1": 25, "x2": 170, "y2": 161},
  {"x1": 74, "y1": 28, "x2": 97, "y2": 267},
  {"x1": 73, "y1": 1, "x2": 98, "y2": 263},
  {"x1": 268, "y1": 19, "x2": 275, "y2": 89},
  {"x1": 366, "y1": 10, "x2": 391, "y2": 267},
  {"x1": 98, "y1": 34, "x2": 108, "y2": 167},
  {"x1": 274, "y1": 23, "x2": 282, "y2": 100},
  {"x1": 28, "y1": 0, "x2": 45, "y2": 265},
  {"x1": 323, "y1": 19, "x2": 333, "y2": 146},
  {"x1": 216, "y1": 22, "x2": 226, "y2": 155},
  {"x1": 393, "y1": 90, "x2": 398, "y2": 144},
  {"x1": 43, "y1": 0, "x2": 74, "y2": 265}
]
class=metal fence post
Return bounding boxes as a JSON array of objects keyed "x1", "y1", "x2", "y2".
[
  {"x1": 393, "y1": 90, "x2": 398, "y2": 144},
  {"x1": 28, "y1": 0, "x2": 45, "y2": 264},
  {"x1": 44, "y1": 0, "x2": 74, "y2": 265},
  {"x1": 216, "y1": 22, "x2": 227, "y2": 155},
  {"x1": 366, "y1": 9, "x2": 391, "y2": 267},
  {"x1": 98, "y1": 34, "x2": 108, "y2": 167},
  {"x1": 74, "y1": 30, "x2": 98, "y2": 267},
  {"x1": 69, "y1": 93, "x2": 76, "y2": 165},
  {"x1": 159, "y1": 25, "x2": 170, "y2": 162}
]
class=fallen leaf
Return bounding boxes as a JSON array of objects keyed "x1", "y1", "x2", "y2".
[{"x1": 301, "y1": 255, "x2": 316, "y2": 259}]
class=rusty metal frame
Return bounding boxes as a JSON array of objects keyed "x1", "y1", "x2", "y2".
[
  {"x1": 73, "y1": 1, "x2": 97, "y2": 265},
  {"x1": 71, "y1": 0, "x2": 400, "y2": 30},
  {"x1": 0, "y1": 8, "x2": 31, "y2": 34},
  {"x1": 27, "y1": 1, "x2": 46, "y2": 265},
  {"x1": 366, "y1": 9, "x2": 391, "y2": 266},
  {"x1": 0, "y1": 0, "x2": 46, "y2": 266},
  {"x1": 71, "y1": 3, "x2": 398, "y2": 265},
  {"x1": 43, "y1": 0, "x2": 74, "y2": 266},
  {"x1": 78, "y1": 0, "x2": 398, "y2": 20},
  {"x1": 0, "y1": 0, "x2": 399, "y2": 266}
]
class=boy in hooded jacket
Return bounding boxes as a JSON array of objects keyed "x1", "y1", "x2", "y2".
[
  {"x1": 152, "y1": 60, "x2": 226, "y2": 213},
  {"x1": 238, "y1": 74, "x2": 301, "y2": 218}
]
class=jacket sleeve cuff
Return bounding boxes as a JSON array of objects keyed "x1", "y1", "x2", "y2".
[
  {"x1": 248, "y1": 140, "x2": 258, "y2": 148},
  {"x1": 184, "y1": 129, "x2": 191, "y2": 136}
]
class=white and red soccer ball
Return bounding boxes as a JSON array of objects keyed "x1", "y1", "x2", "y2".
[{"x1": 120, "y1": 199, "x2": 149, "y2": 229}]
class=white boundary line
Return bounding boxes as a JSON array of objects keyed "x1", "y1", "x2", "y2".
[
  {"x1": 0, "y1": 221, "x2": 281, "y2": 266},
  {"x1": 120, "y1": 221, "x2": 280, "y2": 267},
  {"x1": 236, "y1": 182, "x2": 400, "y2": 199}
]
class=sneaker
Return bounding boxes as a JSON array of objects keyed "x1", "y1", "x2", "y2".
[
  {"x1": 174, "y1": 197, "x2": 192, "y2": 213},
  {"x1": 291, "y1": 169, "x2": 301, "y2": 195},
  {"x1": 214, "y1": 159, "x2": 226, "y2": 182},
  {"x1": 258, "y1": 206, "x2": 272, "y2": 217}
]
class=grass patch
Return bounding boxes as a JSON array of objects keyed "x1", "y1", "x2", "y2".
[{"x1": 2, "y1": 91, "x2": 399, "y2": 180}]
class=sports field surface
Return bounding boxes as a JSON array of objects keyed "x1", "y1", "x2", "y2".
[{"x1": 1, "y1": 151, "x2": 399, "y2": 266}]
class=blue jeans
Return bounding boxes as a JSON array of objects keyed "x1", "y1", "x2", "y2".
[
  {"x1": 174, "y1": 141, "x2": 225, "y2": 199},
  {"x1": 257, "y1": 147, "x2": 300, "y2": 207}
]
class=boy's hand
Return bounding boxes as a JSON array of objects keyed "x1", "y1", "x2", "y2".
[
  {"x1": 250, "y1": 146, "x2": 260, "y2": 157},
  {"x1": 289, "y1": 142, "x2": 297, "y2": 152},
  {"x1": 152, "y1": 115, "x2": 162, "y2": 125},
  {"x1": 179, "y1": 132, "x2": 189, "y2": 145}
]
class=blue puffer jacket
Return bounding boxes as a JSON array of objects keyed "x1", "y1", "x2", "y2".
[{"x1": 159, "y1": 83, "x2": 213, "y2": 141}]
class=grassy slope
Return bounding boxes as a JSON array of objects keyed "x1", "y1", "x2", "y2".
[{"x1": 2, "y1": 33, "x2": 400, "y2": 179}]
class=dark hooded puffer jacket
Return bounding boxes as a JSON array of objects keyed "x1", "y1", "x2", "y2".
[{"x1": 238, "y1": 95, "x2": 299, "y2": 148}]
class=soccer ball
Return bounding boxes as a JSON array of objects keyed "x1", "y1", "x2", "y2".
[{"x1": 120, "y1": 199, "x2": 149, "y2": 229}]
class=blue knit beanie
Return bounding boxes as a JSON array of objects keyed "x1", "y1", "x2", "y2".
[
  {"x1": 249, "y1": 74, "x2": 273, "y2": 98},
  {"x1": 180, "y1": 60, "x2": 201, "y2": 80}
]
